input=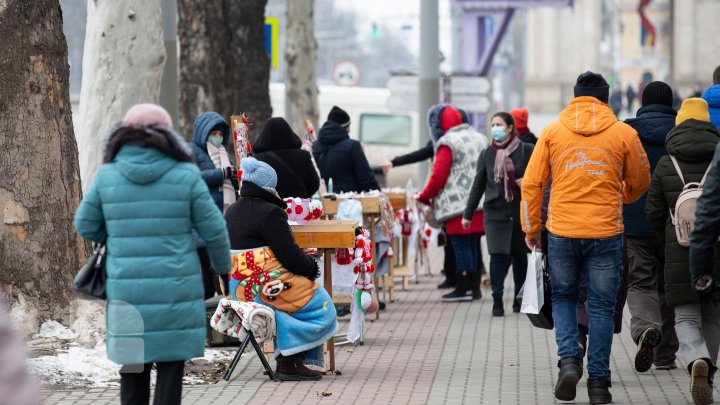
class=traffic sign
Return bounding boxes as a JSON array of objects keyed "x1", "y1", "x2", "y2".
[
  {"x1": 332, "y1": 61, "x2": 361, "y2": 87},
  {"x1": 264, "y1": 17, "x2": 279, "y2": 70},
  {"x1": 449, "y1": 76, "x2": 491, "y2": 95},
  {"x1": 386, "y1": 75, "x2": 491, "y2": 113}
]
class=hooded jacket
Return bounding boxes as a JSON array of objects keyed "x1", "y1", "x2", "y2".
[
  {"x1": 521, "y1": 96, "x2": 651, "y2": 239},
  {"x1": 253, "y1": 118, "x2": 319, "y2": 198},
  {"x1": 312, "y1": 121, "x2": 379, "y2": 193},
  {"x1": 645, "y1": 119, "x2": 720, "y2": 306},
  {"x1": 623, "y1": 104, "x2": 677, "y2": 236},
  {"x1": 74, "y1": 126, "x2": 231, "y2": 364},
  {"x1": 702, "y1": 84, "x2": 720, "y2": 131},
  {"x1": 189, "y1": 112, "x2": 232, "y2": 211}
]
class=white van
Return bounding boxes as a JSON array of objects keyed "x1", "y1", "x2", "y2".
[{"x1": 269, "y1": 83, "x2": 426, "y2": 189}]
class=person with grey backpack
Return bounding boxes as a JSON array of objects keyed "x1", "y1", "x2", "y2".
[{"x1": 646, "y1": 98, "x2": 720, "y2": 405}]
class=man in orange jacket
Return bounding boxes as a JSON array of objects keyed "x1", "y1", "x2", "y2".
[{"x1": 521, "y1": 71, "x2": 651, "y2": 404}]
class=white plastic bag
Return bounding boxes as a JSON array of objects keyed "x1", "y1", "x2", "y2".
[{"x1": 521, "y1": 249, "x2": 544, "y2": 315}]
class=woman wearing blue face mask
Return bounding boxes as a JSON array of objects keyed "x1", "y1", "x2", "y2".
[
  {"x1": 190, "y1": 111, "x2": 238, "y2": 300},
  {"x1": 463, "y1": 112, "x2": 535, "y2": 316}
]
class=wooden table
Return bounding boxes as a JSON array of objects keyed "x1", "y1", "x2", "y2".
[
  {"x1": 321, "y1": 195, "x2": 397, "y2": 307},
  {"x1": 290, "y1": 220, "x2": 356, "y2": 372},
  {"x1": 384, "y1": 191, "x2": 412, "y2": 290}
]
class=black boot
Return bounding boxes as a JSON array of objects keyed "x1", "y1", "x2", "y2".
[
  {"x1": 466, "y1": 271, "x2": 481, "y2": 300},
  {"x1": 555, "y1": 357, "x2": 583, "y2": 401},
  {"x1": 442, "y1": 273, "x2": 472, "y2": 302},
  {"x1": 276, "y1": 355, "x2": 322, "y2": 381},
  {"x1": 492, "y1": 298, "x2": 504, "y2": 316},
  {"x1": 587, "y1": 377, "x2": 612, "y2": 404},
  {"x1": 437, "y1": 279, "x2": 455, "y2": 289}
]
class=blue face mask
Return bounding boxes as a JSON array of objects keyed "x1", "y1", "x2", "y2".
[
  {"x1": 491, "y1": 126, "x2": 507, "y2": 142},
  {"x1": 208, "y1": 135, "x2": 223, "y2": 147}
]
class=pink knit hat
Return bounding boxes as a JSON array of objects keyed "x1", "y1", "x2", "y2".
[{"x1": 122, "y1": 103, "x2": 173, "y2": 128}]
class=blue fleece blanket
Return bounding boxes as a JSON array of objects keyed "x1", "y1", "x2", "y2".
[{"x1": 255, "y1": 287, "x2": 338, "y2": 366}]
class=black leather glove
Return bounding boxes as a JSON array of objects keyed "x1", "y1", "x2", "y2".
[{"x1": 223, "y1": 166, "x2": 237, "y2": 180}]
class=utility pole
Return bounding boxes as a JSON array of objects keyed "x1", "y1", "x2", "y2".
[
  {"x1": 160, "y1": 0, "x2": 179, "y2": 129},
  {"x1": 419, "y1": 0, "x2": 439, "y2": 179}
]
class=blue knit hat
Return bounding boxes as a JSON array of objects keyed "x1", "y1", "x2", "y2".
[{"x1": 240, "y1": 157, "x2": 277, "y2": 189}]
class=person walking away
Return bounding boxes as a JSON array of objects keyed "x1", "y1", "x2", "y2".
[
  {"x1": 622, "y1": 81, "x2": 679, "y2": 372},
  {"x1": 313, "y1": 106, "x2": 380, "y2": 193},
  {"x1": 701, "y1": 65, "x2": 720, "y2": 131},
  {"x1": 253, "y1": 117, "x2": 319, "y2": 199},
  {"x1": 626, "y1": 84, "x2": 637, "y2": 114},
  {"x1": 224, "y1": 157, "x2": 337, "y2": 381},
  {"x1": 189, "y1": 111, "x2": 237, "y2": 300},
  {"x1": 417, "y1": 104, "x2": 487, "y2": 302},
  {"x1": 646, "y1": 98, "x2": 720, "y2": 405},
  {"x1": 463, "y1": 112, "x2": 533, "y2": 316},
  {"x1": 74, "y1": 104, "x2": 232, "y2": 405},
  {"x1": 509, "y1": 108, "x2": 537, "y2": 145},
  {"x1": 521, "y1": 71, "x2": 651, "y2": 404}
]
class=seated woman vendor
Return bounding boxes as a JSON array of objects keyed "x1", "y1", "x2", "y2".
[{"x1": 224, "y1": 157, "x2": 338, "y2": 381}]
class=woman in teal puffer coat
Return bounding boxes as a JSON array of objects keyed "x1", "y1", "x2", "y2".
[{"x1": 74, "y1": 104, "x2": 231, "y2": 405}]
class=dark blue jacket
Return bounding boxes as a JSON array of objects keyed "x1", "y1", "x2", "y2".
[
  {"x1": 623, "y1": 104, "x2": 677, "y2": 237},
  {"x1": 189, "y1": 112, "x2": 231, "y2": 211},
  {"x1": 312, "y1": 121, "x2": 379, "y2": 193},
  {"x1": 702, "y1": 84, "x2": 720, "y2": 131}
]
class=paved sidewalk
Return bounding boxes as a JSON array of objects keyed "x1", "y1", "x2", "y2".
[{"x1": 44, "y1": 274, "x2": 718, "y2": 404}]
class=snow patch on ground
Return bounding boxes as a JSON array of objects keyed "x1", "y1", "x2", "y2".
[
  {"x1": 35, "y1": 320, "x2": 79, "y2": 340},
  {"x1": 28, "y1": 338, "x2": 236, "y2": 389}
]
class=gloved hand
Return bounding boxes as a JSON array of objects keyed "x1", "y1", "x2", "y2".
[{"x1": 223, "y1": 166, "x2": 237, "y2": 180}]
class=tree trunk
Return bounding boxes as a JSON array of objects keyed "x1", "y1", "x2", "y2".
[
  {"x1": 0, "y1": 0, "x2": 85, "y2": 336},
  {"x1": 76, "y1": 0, "x2": 166, "y2": 189},
  {"x1": 178, "y1": 0, "x2": 271, "y2": 142},
  {"x1": 285, "y1": 0, "x2": 319, "y2": 135}
]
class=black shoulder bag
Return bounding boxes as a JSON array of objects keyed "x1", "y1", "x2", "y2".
[{"x1": 74, "y1": 242, "x2": 107, "y2": 300}]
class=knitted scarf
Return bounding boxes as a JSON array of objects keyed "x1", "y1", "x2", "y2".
[
  {"x1": 491, "y1": 134, "x2": 521, "y2": 202},
  {"x1": 207, "y1": 142, "x2": 237, "y2": 213}
]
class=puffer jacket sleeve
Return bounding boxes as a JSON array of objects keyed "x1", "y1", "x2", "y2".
[
  {"x1": 350, "y1": 141, "x2": 380, "y2": 192},
  {"x1": 190, "y1": 172, "x2": 231, "y2": 274},
  {"x1": 73, "y1": 178, "x2": 107, "y2": 243},
  {"x1": 520, "y1": 129, "x2": 552, "y2": 239},
  {"x1": 261, "y1": 207, "x2": 317, "y2": 279},
  {"x1": 644, "y1": 158, "x2": 668, "y2": 242},
  {"x1": 464, "y1": 149, "x2": 488, "y2": 220},
  {"x1": 690, "y1": 144, "x2": 720, "y2": 282},
  {"x1": 192, "y1": 144, "x2": 225, "y2": 187},
  {"x1": 622, "y1": 129, "x2": 652, "y2": 204}
]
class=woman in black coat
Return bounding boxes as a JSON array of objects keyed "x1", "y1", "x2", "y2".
[
  {"x1": 253, "y1": 117, "x2": 319, "y2": 198},
  {"x1": 645, "y1": 98, "x2": 720, "y2": 402},
  {"x1": 224, "y1": 157, "x2": 337, "y2": 382}
]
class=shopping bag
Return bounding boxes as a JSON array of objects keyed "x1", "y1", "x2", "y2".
[
  {"x1": 521, "y1": 249, "x2": 543, "y2": 314},
  {"x1": 523, "y1": 251, "x2": 554, "y2": 330}
]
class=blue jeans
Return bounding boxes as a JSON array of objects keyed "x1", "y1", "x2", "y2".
[
  {"x1": 548, "y1": 233, "x2": 622, "y2": 380},
  {"x1": 449, "y1": 233, "x2": 480, "y2": 277}
]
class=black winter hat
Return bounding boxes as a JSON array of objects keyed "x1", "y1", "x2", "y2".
[
  {"x1": 327, "y1": 106, "x2": 351, "y2": 128},
  {"x1": 641, "y1": 81, "x2": 674, "y2": 107},
  {"x1": 574, "y1": 71, "x2": 609, "y2": 104}
]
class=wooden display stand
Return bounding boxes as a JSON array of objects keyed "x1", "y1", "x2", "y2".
[
  {"x1": 257, "y1": 220, "x2": 356, "y2": 373},
  {"x1": 322, "y1": 195, "x2": 396, "y2": 306},
  {"x1": 384, "y1": 191, "x2": 411, "y2": 291}
]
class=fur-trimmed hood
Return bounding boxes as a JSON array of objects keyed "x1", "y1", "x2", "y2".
[{"x1": 102, "y1": 124, "x2": 195, "y2": 184}]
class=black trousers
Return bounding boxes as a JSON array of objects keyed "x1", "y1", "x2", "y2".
[
  {"x1": 198, "y1": 247, "x2": 224, "y2": 299},
  {"x1": 120, "y1": 361, "x2": 184, "y2": 405}
]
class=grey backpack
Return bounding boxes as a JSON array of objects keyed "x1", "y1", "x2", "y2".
[{"x1": 668, "y1": 155, "x2": 712, "y2": 247}]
